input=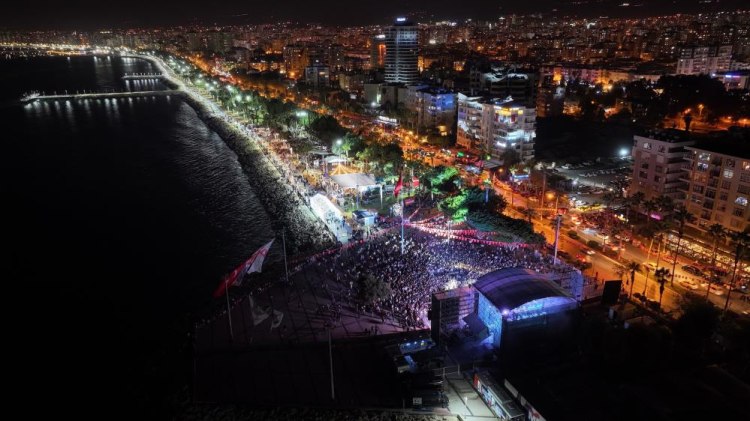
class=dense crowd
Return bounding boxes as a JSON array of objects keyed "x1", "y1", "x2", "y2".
[{"x1": 308, "y1": 223, "x2": 596, "y2": 331}]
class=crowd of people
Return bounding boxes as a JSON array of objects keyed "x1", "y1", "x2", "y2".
[{"x1": 304, "y1": 218, "x2": 599, "y2": 332}]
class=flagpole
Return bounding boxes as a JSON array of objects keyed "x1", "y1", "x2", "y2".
[
  {"x1": 225, "y1": 278, "x2": 234, "y2": 343},
  {"x1": 401, "y1": 197, "x2": 405, "y2": 254},
  {"x1": 282, "y1": 229, "x2": 289, "y2": 285},
  {"x1": 329, "y1": 327, "x2": 335, "y2": 401}
]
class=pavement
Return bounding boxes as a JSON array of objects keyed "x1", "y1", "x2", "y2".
[{"x1": 442, "y1": 373, "x2": 497, "y2": 421}]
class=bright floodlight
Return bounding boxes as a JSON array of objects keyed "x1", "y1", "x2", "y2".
[
  {"x1": 619, "y1": 148, "x2": 629, "y2": 157},
  {"x1": 337, "y1": 139, "x2": 343, "y2": 145}
]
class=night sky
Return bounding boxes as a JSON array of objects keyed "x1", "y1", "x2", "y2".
[{"x1": 1, "y1": 0, "x2": 747, "y2": 29}]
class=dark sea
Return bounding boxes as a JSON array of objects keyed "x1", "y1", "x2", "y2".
[{"x1": 0, "y1": 55, "x2": 276, "y2": 416}]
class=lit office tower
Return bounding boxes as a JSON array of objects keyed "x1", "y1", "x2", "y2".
[{"x1": 384, "y1": 18, "x2": 419, "y2": 85}]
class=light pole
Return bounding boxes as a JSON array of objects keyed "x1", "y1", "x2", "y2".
[
  {"x1": 553, "y1": 213, "x2": 562, "y2": 264},
  {"x1": 547, "y1": 192, "x2": 555, "y2": 213}
]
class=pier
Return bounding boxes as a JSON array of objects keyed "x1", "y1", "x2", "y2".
[
  {"x1": 23, "y1": 89, "x2": 181, "y2": 103},
  {"x1": 121, "y1": 72, "x2": 164, "y2": 80}
]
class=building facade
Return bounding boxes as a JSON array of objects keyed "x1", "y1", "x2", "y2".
[
  {"x1": 370, "y1": 34, "x2": 386, "y2": 69},
  {"x1": 629, "y1": 130, "x2": 695, "y2": 202},
  {"x1": 680, "y1": 147, "x2": 750, "y2": 233},
  {"x1": 457, "y1": 94, "x2": 536, "y2": 162},
  {"x1": 470, "y1": 68, "x2": 539, "y2": 108},
  {"x1": 406, "y1": 86, "x2": 457, "y2": 133},
  {"x1": 305, "y1": 65, "x2": 330, "y2": 87},
  {"x1": 384, "y1": 19, "x2": 419, "y2": 85},
  {"x1": 676, "y1": 45, "x2": 732, "y2": 75}
]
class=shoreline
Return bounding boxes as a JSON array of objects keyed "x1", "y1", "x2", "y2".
[{"x1": 137, "y1": 54, "x2": 333, "y2": 254}]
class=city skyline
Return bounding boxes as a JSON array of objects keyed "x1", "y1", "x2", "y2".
[{"x1": 2, "y1": 0, "x2": 750, "y2": 30}]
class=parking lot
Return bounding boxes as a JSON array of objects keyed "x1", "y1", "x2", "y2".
[{"x1": 553, "y1": 157, "x2": 632, "y2": 208}]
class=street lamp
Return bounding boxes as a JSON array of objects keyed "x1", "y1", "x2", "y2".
[{"x1": 698, "y1": 104, "x2": 704, "y2": 117}]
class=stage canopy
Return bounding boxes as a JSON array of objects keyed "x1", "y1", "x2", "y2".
[
  {"x1": 330, "y1": 173, "x2": 378, "y2": 190},
  {"x1": 325, "y1": 155, "x2": 348, "y2": 164},
  {"x1": 474, "y1": 268, "x2": 575, "y2": 314}
]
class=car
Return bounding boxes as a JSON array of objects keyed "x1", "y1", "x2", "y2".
[
  {"x1": 682, "y1": 265, "x2": 703, "y2": 277},
  {"x1": 646, "y1": 262, "x2": 661, "y2": 271},
  {"x1": 662, "y1": 255, "x2": 676, "y2": 264},
  {"x1": 679, "y1": 279, "x2": 699, "y2": 290},
  {"x1": 580, "y1": 247, "x2": 595, "y2": 255},
  {"x1": 709, "y1": 285, "x2": 724, "y2": 296},
  {"x1": 557, "y1": 251, "x2": 571, "y2": 260}
]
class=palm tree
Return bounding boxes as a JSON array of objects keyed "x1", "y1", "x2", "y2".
[
  {"x1": 609, "y1": 223, "x2": 625, "y2": 260},
  {"x1": 625, "y1": 261, "x2": 642, "y2": 298},
  {"x1": 602, "y1": 192, "x2": 617, "y2": 210},
  {"x1": 669, "y1": 206, "x2": 696, "y2": 287},
  {"x1": 521, "y1": 207, "x2": 537, "y2": 224},
  {"x1": 643, "y1": 199, "x2": 658, "y2": 228},
  {"x1": 706, "y1": 223, "x2": 726, "y2": 268},
  {"x1": 655, "y1": 267, "x2": 671, "y2": 310},
  {"x1": 642, "y1": 266, "x2": 652, "y2": 298},
  {"x1": 614, "y1": 264, "x2": 628, "y2": 281},
  {"x1": 723, "y1": 228, "x2": 750, "y2": 315},
  {"x1": 647, "y1": 220, "x2": 670, "y2": 267},
  {"x1": 657, "y1": 195, "x2": 675, "y2": 215},
  {"x1": 629, "y1": 191, "x2": 645, "y2": 217}
]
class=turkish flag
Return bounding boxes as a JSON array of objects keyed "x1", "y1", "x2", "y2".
[
  {"x1": 394, "y1": 173, "x2": 403, "y2": 198},
  {"x1": 214, "y1": 239, "x2": 275, "y2": 297}
]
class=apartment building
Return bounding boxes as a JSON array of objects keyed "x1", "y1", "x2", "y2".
[
  {"x1": 406, "y1": 86, "x2": 457, "y2": 133},
  {"x1": 457, "y1": 94, "x2": 536, "y2": 162},
  {"x1": 629, "y1": 129, "x2": 695, "y2": 202},
  {"x1": 676, "y1": 44, "x2": 732, "y2": 75},
  {"x1": 680, "y1": 146, "x2": 750, "y2": 233}
]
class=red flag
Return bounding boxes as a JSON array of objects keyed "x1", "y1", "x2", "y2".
[
  {"x1": 394, "y1": 173, "x2": 403, "y2": 198},
  {"x1": 214, "y1": 239, "x2": 275, "y2": 297}
]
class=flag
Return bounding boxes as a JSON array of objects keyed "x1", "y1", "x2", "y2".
[
  {"x1": 248, "y1": 295, "x2": 269, "y2": 326},
  {"x1": 214, "y1": 239, "x2": 275, "y2": 297},
  {"x1": 270, "y1": 309, "x2": 284, "y2": 329},
  {"x1": 394, "y1": 172, "x2": 403, "y2": 198}
]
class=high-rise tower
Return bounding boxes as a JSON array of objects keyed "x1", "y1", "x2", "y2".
[{"x1": 384, "y1": 18, "x2": 419, "y2": 85}]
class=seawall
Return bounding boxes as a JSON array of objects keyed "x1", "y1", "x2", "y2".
[{"x1": 137, "y1": 54, "x2": 333, "y2": 254}]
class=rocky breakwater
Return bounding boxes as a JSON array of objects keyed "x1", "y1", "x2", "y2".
[{"x1": 145, "y1": 56, "x2": 333, "y2": 254}]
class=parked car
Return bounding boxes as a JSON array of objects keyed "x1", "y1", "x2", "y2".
[{"x1": 682, "y1": 265, "x2": 703, "y2": 276}]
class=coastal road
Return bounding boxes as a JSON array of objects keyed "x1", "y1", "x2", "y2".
[{"x1": 496, "y1": 183, "x2": 749, "y2": 317}]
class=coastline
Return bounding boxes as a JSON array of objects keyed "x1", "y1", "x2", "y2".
[{"x1": 138, "y1": 54, "x2": 333, "y2": 254}]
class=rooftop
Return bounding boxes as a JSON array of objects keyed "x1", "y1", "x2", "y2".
[
  {"x1": 636, "y1": 128, "x2": 693, "y2": 143},
  {"x1": 473, "y1": 268, "x2": 575, "y2": 313}
]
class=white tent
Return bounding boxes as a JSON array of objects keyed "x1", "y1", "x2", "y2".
[
  {"x1": 330, "y1": 173, "x2": 378, "y2": 190},
  {"x1": 324, "y1": 155, "x2": 348, "y2": 164}
]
